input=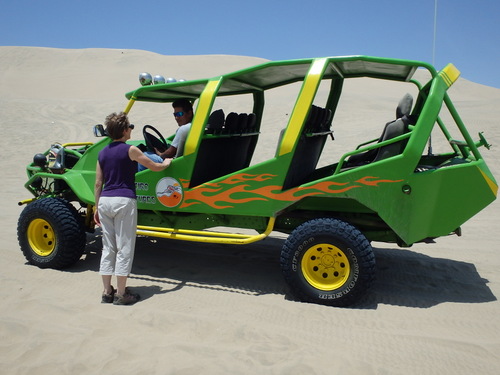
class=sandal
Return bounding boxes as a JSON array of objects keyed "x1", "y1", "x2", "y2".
[
  {"x1": 101, "y1": 285, "x2": 116, "y2": 304},
  {"x1": 113, "y1": 292, "x2": 140, "y2": 305}
]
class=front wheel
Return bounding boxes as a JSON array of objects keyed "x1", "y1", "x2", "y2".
[
  {"x1": 17, "y1": 198, "x2": 86, "y2": 269},
  {"x1": 280, "y1": 218, "x2": 375, "y2": 307}
]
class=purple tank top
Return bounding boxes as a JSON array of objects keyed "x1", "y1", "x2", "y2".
[{"x1": 98, "y1": 142, "x2": 136, "y2": 199}]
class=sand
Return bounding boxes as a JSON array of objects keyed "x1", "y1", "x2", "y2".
[{"x1": 1, "y1": 46, "x2": 499, "y2": 374}]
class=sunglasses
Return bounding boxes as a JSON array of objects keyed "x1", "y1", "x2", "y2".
[
  {"x1": 129, "y1": 124, "x2": 135, "y2": 130},
  {"x1": 173, "y1": 111, "x2": 185, "y2": 117}
]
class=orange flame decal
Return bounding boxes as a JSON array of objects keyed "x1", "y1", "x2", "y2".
[
  {"x1": 356, "y1": 176, "x2": 403, "y2": 186},
  {"x1": 180, "y1": 173, "x2": 403, "y2": 210}
]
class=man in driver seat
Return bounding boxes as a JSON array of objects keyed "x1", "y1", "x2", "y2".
[{"x1": 138, "y1": 98, "x2": 193, "y2": 171}]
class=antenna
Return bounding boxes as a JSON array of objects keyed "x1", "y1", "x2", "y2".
[
  {"x1": 432, "y1": 0, "x2": 438, "y2": 66},
  {"x1": 429, "y1": 0, "x2": 438, "y2": 156}
]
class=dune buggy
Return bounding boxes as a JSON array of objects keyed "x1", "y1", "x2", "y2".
[{"x1": 17, "y1": 55, "x2": 497, "y2": 306}]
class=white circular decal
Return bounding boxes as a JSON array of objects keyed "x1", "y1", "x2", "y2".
[{"x1": 156, "y1": 177, "x2": 183, "y2": 208}]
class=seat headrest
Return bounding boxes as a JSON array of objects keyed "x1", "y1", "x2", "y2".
[
  {"x1": 396, "y1": 93, "x2": 413, "y2": 119},
  {"x1": 205, "y1": 109, "x2": 225, "y2": 134},
  {"x1": 207, "y1": 109, "x2": 225, "y2": 129}
]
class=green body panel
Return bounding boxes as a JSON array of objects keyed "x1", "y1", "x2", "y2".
[
  {"x1": 402, "y1": 161, "x2": 496, "y2": 243},
  {"x1": 65, "y1": 139, "x2": 111, "y2": 204},
  {"x1": 22, "y1": 55, "x2": 497, "y2": 246}
]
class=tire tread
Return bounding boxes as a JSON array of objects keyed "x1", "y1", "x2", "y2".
[{"x1": 17, "y1": 198, "x2": 86, "y2": 269}]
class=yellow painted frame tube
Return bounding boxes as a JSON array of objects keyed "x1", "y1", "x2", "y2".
[
  {"x1": 18, "y1": 198, "x2": 35, "y2": 206},
  {"x1": 136, "y1": 217, "x2": 276, "y2": 245},
  {"x1": 62, "y1": 142, "x2": 94, "y2": 147},
  {"x1": 184, "y1": 79, "x2": 221, "y2": 156},
  {"x1": 123, "y1": 97, "x2": 136, "y2": 114},
  {"x1": 278, "y1": 58, "x2": 327, "y2": 156},
  {"x1": 439, "y1": 63, "x2": 460, "y2": 88}
]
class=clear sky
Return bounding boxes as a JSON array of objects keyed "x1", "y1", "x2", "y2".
[{"x1": 1, "y1": 0, "x2": 499, "y2": 88}]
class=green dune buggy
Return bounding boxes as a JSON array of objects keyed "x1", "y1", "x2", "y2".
[{"x1": 17, "y1": 55, "x2": 497, "y2": 306}]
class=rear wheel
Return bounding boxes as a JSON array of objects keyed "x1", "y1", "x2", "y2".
[
  {"x1": 17, "y1": 198, "x2": 86, "y2": 269},
  {"x1": 280, "y1": 218, "x2": 375, "y2": 307}
]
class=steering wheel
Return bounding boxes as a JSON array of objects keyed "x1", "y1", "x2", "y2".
[{"x1": 143, "y1": 125, "x2": 168, "y2": 153}]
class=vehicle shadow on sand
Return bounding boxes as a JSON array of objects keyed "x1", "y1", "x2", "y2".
[
  {"x1": 75, "y1": 231, "x2": 496, "y2": 309},
  {"x1": 362, "y1": 247, "x2": 496, "y2": 308}
]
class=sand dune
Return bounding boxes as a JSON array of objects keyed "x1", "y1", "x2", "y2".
[{"x1": 1, "y1": 46, "x2": 499, "y2": 374}]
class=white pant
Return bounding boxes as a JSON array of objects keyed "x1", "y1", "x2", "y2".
[{"x1": 98, "y1": 197, "x2": 137, "y2": 277}]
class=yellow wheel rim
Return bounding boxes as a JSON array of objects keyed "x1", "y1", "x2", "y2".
[
  {"x1": 301, "y1": 243, "x2": 351, "y2": 291},
  {"x1": 27, "y1": 219, "x2": 56, "y2": 257}
]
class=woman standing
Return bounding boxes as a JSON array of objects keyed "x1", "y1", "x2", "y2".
[{"x1": 94, "y1": 112, "x2": 172, "y2": 305}]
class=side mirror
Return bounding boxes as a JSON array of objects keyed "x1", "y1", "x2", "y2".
[{"x1": 93, "y1": 124, "x2": 108, "y2": 137}]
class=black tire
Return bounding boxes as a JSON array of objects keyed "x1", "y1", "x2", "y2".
[
  {"x1": 280, "y1": 218, "x2": 375, "y2": 307},
  {"x1": 17, "y1": 198, "x2": 86, "y2": 269}
]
